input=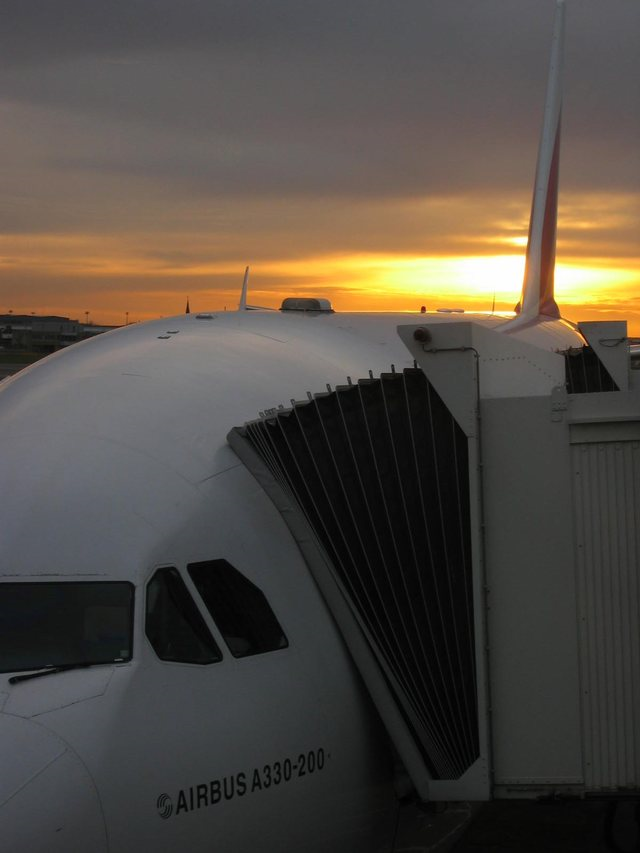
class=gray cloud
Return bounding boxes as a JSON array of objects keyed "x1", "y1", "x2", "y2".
[{"x1": 1, "y1": 1, "x2": 637, "y2": 205}]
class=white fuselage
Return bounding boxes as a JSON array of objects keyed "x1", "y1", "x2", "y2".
[{"x1": 0, "y1": 308, "x2": 582, "y2": 852}]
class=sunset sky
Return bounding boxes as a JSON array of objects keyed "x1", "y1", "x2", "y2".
[{"x1": 1, "y1": 1, "x2": 638, "y2": 331}]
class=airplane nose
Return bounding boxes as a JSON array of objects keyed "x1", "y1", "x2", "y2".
[{"x1": 0, "y1": 714, "x2": 107, "y2": 853}]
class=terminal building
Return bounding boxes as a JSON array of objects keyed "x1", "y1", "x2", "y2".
[{"x1": 0, "y1": 314, "x2": 117, "y2": 378}]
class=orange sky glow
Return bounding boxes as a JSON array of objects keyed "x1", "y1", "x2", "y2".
[
  {"x1": 1, "y1": 192, "x2": 638, "y2": 334},
  {"x1": 1, "y1": 1, "x2": 637, "y2": 343}
]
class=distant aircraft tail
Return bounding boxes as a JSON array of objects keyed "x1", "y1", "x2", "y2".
[
  {"x1": 502, "y1": 0, "x2": 565, "y2": 331},
  {"x1": 237, "y1": 266, "x2": 277, "y2": 311},
  {"x1": 238, "y1": 266, "x2": 250, "y2": 310}
]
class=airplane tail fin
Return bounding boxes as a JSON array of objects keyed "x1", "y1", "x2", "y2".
[
  {"x1": 503, "y1": 0, "x2": 565, "y2": 330},
  {"x1": 238, "y1": 266, "x2": 250, "y2": 310}
]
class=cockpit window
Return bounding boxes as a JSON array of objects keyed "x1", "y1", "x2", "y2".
[
  {"x1": 145, "y1": 567, "x2": 222, "y2": 664},
  {"x1": 0, "y1": 582, "x2": 134, "y2": 674},
  {"x1": 188, "y1": 560, "x2": 288, "y2": 658}
]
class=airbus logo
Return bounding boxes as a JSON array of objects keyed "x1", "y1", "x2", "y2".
[{"x1": 156, "y1": 793, "x2": 173, "y2": 820}]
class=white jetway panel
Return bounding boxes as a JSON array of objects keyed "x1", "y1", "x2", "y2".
[
  {"x1": 570, "y1": 396, "x2": 640, "y2": 792},
  {"x1": 572, "y1": 434, "x2": 640, "y2": 789},
  {"x1": 480, "y1": 395, "x2": 584, "y2": 794}
]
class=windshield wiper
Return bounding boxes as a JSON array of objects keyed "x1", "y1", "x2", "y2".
[{"x1": 8, "y1": 661, "x2": 101, "y2": 685}]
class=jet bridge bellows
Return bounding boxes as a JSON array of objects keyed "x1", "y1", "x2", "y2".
[
  {"x1": 564, "y1": 346, "x2": 619, "y2": 394},
  {"x1": 230, "y1": 368, "x2": 479, "y2": 784}
]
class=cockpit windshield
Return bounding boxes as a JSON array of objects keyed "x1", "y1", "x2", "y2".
[{"x1": 0, "y1": 582, "x2": 134, "y2": 673}]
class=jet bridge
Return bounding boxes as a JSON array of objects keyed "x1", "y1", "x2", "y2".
[
  {"x1": 229, "y1": 357, "x2": 491, "y2": 802},
  {"x1": 229, "y1": 318, "x2": 640, "y2": 803}
]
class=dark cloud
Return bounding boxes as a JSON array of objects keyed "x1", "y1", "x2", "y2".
[
  {"x1": 1, "y1": 1, "x2": 637, "y2": 202},
  {"x1": 1, "y1": 1, "x2": 549, "y2": 67}
]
